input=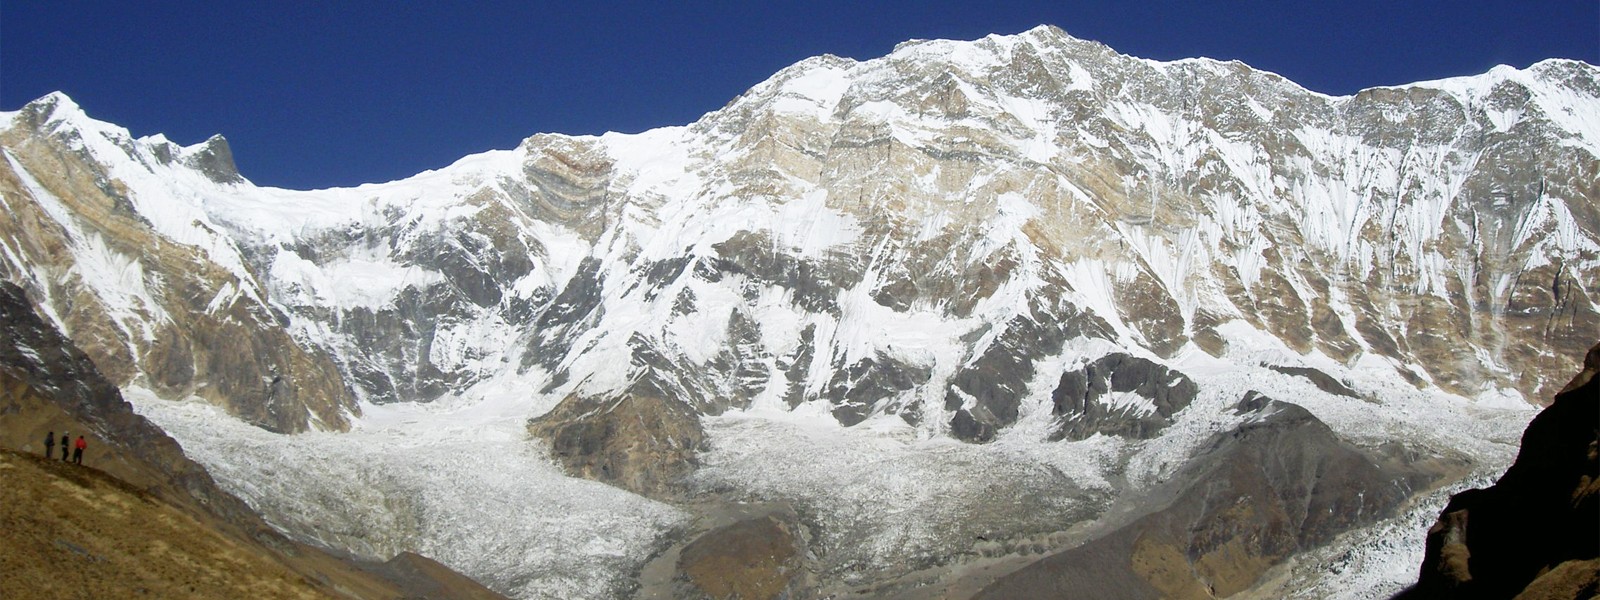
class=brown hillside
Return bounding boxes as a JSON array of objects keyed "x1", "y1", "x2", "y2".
[
  {"x1": 0, "y1": 281, "x2": 505, "y2": 599},
  {"x1": 0, "y1": 449, "x2": 337, "y2": 598}
]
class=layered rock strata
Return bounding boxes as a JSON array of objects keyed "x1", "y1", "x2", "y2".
[{"x1": 3, "y1": 26, "x2": 1594, "y2": 442}]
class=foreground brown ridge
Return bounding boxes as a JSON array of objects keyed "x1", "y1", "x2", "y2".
[
  {"x1": 972, "y1": 392, "x2": 1460, "y2": 600},
  {"x1": 1398, "y1": 343, "x2": 1600, "y2": 599},
  {"x1": 0, "y1": 282, "x2": 504, "y2": 599},
  {"x1": 0, "y1": 448, "x2": 346, "y2": 598}
]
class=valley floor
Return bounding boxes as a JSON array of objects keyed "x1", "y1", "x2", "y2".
[{"x1": 125, "y1": 347, "x2": 1535, "y2": 599}]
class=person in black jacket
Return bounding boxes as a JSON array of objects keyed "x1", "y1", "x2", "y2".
[
  {"x1": 44, "y1": 431, "x2": 55, "y2": 458},
  {"x1": 59, "y1": 431, "x2": 70, "y2": 461}
]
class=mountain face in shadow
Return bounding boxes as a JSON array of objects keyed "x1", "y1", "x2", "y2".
[{"x1": 1397, "y1": 343, "x2": 1600, "y2": 600}]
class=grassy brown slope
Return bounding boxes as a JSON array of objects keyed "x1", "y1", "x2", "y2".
[
  {"x1": 0, "y1": 281, "x2": 504, "y2": 599},
  {"x1": 0, "y1": 449, "x2": 332, "y2": 598}
]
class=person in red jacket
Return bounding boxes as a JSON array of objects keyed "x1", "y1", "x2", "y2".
[{"x1": 72, "y1": 435, "x2": 86, "y2": 465}]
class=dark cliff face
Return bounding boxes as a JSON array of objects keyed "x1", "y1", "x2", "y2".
[
  {"x1": 1049, "y1": 353, "x2": 1200, "y2": 441},
  {"x1": 976, "y1": 395, "x2": 1442, "y2": 600},
  {"x1": 1398, "y1": 344, "x2": 1600, "y2": 600}
]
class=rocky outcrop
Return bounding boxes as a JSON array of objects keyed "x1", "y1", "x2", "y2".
[
  {"x1": 527, "y1": 377, "x2": 709, "y2": 497},
  {"x1": 5, "y1": 28, "x2": 1597, "y2": 440},
  {"x1": 978, "y1": 395, "x2": 1440, "y2": 599},
  {"x1": 0, "y1": 281, "x2": 262, "y2": 524},
  {"x1": 1267, "y1": 364, "x2": 1361, "y2": 398},
  {"x1": 1397, "y1": 343, "x2": 1600, "y2": 599},
  {"x1": 678, "y1": 514, "x2": 809, "y2": 600},
  {"x1": 947, "y1": 351, "x2": 1197, "y2": 443},
  {"x1": 1, "y1": 28, "x2": 1593, "y2": 600},
  {"x1": 1049, "y1": 353, "x2": 1199, "y2": 441},
  {"x1": 946, "y1": 290, "x2": 1115, "y2": 442}
]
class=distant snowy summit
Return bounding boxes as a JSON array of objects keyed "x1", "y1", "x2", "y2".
[{"x1": 0, "y1": 26, "x2": 1595, "y2": 438}]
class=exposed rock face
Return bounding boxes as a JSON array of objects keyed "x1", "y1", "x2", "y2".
[
  {"x1": 1049, "y1": 353, "x2": 1199, "y2": 441},
  {"x1": 0, "y1": 27, "x2": 1592, "y2": 600},
  {"x1": 1267, "y1": 364, "x2": 1361, "y2": 398},
  {"x1": 1511, "y1": 559, "x2": 1600, "y2": 600},
  {"x1": 978, "y1": 395, "x2": 1437, "y2": 599},
  {"x1": 185, "y1": 134, "x2": 245, "y2": 184},
  {"x1": 950, "y1": 350, "x2": 1197, "y2": 443},
  {"x1": 0, "y1": 94, "x2": 353, "y2": 432},
  {"x1": 1398, "y1": 343, "x2": 1600, "y2": 600},
  {"x1": 0, "y1": 280, "x2": 263, "y2": 524},
  {"x1": 946, "y1": 293, "x2": 1114, "y2": 441},
  {"x1": 527, "y1": 378, "x2": 709, "y2": 497}
]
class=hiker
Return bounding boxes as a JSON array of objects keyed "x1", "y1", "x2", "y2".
[
  {"x1": 73, "y1": 436, "x2": 86, "y2": 465},
  {"x1": 44, "y1": 431, "x2": 55, "y2": 458},
  {"x1": 60, "y1": 431, "x2": 71, "y2": 461}
]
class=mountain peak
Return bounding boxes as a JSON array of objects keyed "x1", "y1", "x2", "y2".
[
  {"x1": 26, "y1": 90, "x2": 82, "y2": 115},
  {"x1": 183, "y1": 134, "x2": 244, "y2": 185},
  {"x1": 5, "y1": 91, "x2": 90, "y2": 133},
  {"x1": 1, "y1": 29, "x2": 1595, "y2": 600}
]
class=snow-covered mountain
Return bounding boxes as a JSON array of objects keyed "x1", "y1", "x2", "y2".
[{"x1": 1, "y1": 25, "x2": 1595, "y2": 599}]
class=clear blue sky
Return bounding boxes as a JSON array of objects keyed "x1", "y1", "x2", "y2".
[{"x1": 3, "y1": 1, "x2": 1596, "y2": 190}]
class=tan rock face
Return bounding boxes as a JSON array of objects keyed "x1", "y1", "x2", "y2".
[
  {"x1": 0, "y1": 96, "x2": 354, "y2": 432},
  {"x1": 527, "y1": 379, "x2": 708, "y2": 498},
  {"x1": 0, "y1": 282, "x2": 503, "y2": 599},
  {"x1": 1511, "y1": 558, "x2": 1600, "y2": 600},
  {"x1": 0, "y1": 29, "x2": 1593, "y2": 600},
  {"x1": 4, "y1": 29, "x2": 1597, "y2": 441}
]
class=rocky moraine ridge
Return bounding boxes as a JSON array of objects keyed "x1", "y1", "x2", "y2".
[{"x1": 0, "y1": 25, "x2": 1596, "y2": 600}]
